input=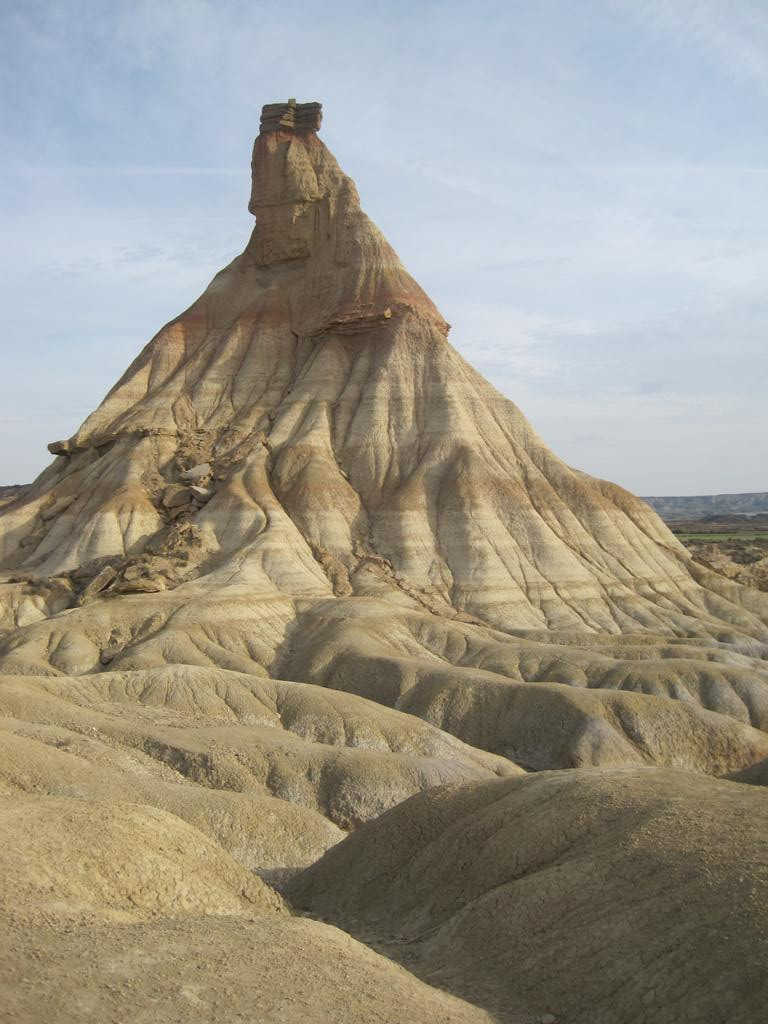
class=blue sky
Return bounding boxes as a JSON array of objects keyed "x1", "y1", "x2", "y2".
[{"x1": 1, "y1": 0, "x2": 766, "y2": 494}]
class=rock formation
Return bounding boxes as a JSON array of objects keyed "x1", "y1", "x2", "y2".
[{"x1": 1, "y1": 100, "x2": 767, "y2": 1022}]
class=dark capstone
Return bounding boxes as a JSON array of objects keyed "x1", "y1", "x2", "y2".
[{"x1": 260, "y1": 99, "x2": 323, "y2": 134}]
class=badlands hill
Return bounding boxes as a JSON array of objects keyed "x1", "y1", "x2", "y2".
[{"x1": 1, "y1": 99, "x2": 767, "y2": 1022}]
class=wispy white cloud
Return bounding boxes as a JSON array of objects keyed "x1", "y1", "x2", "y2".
[{"x1": 620, "y1": 0, "x2": 768, "y2": 93}]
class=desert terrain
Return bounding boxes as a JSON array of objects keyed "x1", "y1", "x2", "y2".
[
  {"x1": 1, "y1": 100, "x2": 766, "y2": 1023},
  {"x1": 666, "y1": 512, "x2": 768, "y2": 593}
]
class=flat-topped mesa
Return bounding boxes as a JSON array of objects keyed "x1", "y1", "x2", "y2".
[{"x1": 259, "y1": 99, "x2": 323, "y2": 135}]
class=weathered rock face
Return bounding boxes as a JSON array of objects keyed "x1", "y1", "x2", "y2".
[
  {"x1": 0, "y1": 100, "x2": 767, "y2": 741},
  {"x1": 1, "y1": 99, "x2": 768, "y2": 1024},
  {"x1": 1, "y1": 103, "x2": 766, "y2": 641}
]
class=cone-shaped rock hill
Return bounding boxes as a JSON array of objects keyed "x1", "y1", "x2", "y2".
[{"x1": 1, "y1": 100, "x2": 767, "y2": 1024}]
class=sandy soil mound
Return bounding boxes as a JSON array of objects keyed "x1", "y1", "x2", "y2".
[
  {"x1": 0, "y1": 915, "x2": 503, "y2": 1024},
  {"x1": 396, "y1": 671, "x2": 768, "y2": 772},
  {"x1": 290, "y1": 767, "x2": 768, "y2": 1024},
  {"x1": 0, "y1": 665, "x2": 517, "y2": 848},
  {"x1": 0, "y1": 795, "x2": 283, "y2": 925},
  {"x1": 0, "y1": 722, "x2": 343, "y2": 876},
  {"x1": 276, "y1": 601, "x2": 768, "y2": 773}
]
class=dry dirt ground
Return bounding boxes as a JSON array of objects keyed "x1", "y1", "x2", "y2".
[{"x1": 291, "y1": 767, "x2": 768, "y2": 1024}]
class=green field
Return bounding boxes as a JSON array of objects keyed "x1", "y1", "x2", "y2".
[{"x1": 673, "y1": 532, "x2": 768, "y2": 543}]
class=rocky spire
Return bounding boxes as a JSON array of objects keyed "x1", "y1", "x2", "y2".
[{"x1": 1, "y1": 104, "x2": 765, "y2": 657}]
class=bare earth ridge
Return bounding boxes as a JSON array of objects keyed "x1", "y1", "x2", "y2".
[{"x1": 1, "y1": 99, "x2": 767, "y2": 1022}]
